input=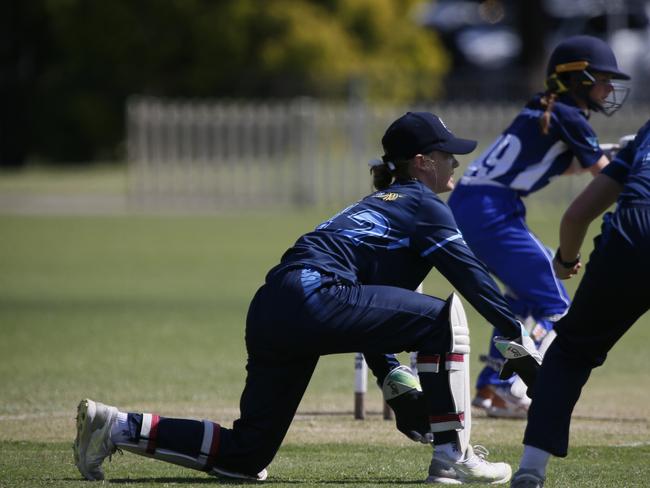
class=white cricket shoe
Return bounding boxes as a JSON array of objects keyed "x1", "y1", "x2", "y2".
[
  {"x1": 510, "y1": 468, "x2": 545, "y2": 487},
  {"x1": 73, "y1": 398, "x2": 119, "y2": 481},
  {"x1": 471, "y1": 386, "x2": 494, "y2": 410},
  {"x1": 486, "y1": 386, "x2": 530, "y2": 419},
  {"x1": 426, "y1": 445, "x2": 512, "y2": 484}
]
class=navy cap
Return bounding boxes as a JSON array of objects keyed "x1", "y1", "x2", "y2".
[
  {"x1": 547, "y1": 35, "x2": 630, "y2": 80},
  {"x1": 382, "y1": 112, "x2": 477, "y2": 160}
]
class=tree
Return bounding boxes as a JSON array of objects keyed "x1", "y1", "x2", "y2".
[{"x1": 3, "y1": 0, "x2": 449, "y2": 165}]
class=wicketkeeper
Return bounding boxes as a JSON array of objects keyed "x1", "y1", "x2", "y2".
[{"x1": 74, "y1": 112, "x2": 540, "y2": 484}]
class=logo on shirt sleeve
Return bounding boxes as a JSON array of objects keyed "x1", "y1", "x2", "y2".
[{"x1": 373, "y1": 192, "x2": 402, "y2": 202}]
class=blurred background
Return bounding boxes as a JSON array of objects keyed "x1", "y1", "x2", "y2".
[
  {"x1": 2, "y1": 3, "x2": 649, "y2": 461},
  {"x1": 2, "y1": 0, "x2": 650, "y2": 212}
]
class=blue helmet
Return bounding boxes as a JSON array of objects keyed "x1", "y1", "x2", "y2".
[
  {"x1": 546, "y1": 35, "x2": 630, "y2": 80},
  {"x1": 545, "y1": 35, "x2": 630, "y2": 115}
]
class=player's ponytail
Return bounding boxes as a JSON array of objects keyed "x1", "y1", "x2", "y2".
[
  {"x1": 371, "y1": 162, "x2": 393, "y2": 190},
  {"x1": 370, "y1": 157, "x2": 412, "y2": 190},
  {"x1": 539, "y1": 92, "x2": 557, "y2": 135}
]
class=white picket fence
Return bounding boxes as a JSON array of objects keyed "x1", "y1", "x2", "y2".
[{"x1": 126, "y1": 96, "x2": 650, "y2": 211}]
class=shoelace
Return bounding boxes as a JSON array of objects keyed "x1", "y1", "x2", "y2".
[{"x1": 472, "y1": 445, "x2": 490, "y2": 460}]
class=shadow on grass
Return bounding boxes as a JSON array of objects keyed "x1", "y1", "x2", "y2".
[{"x1": 103, "y1": 477, "x2": 425, "y2": 485}]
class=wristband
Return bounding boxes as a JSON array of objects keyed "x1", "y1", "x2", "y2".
[{"x1": 555, "y1": 248, "x2": 580, "y2": 268}]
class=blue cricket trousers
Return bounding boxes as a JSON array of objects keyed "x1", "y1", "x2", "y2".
[
  {"x1": 449, "y1": 185, "x2": 570, "y2": 388},
  {"x1": 216, "y1": 267, "x2": 456, "y2": 475},
  {"x1": 524, "y1": 207, "x2": 650, "y2": 456}
]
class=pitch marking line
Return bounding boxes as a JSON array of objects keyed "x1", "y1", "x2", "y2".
[
  {"x1": 614, "y1": 441, "x2": 650, "y2": 448},
  {"x1": 0, "y1": 412, "x2": 70, "y2": 421}
]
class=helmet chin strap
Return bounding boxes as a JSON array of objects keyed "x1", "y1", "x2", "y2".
[{"x1": 544, "y1": 73, "x2": 569, "y2": 94}]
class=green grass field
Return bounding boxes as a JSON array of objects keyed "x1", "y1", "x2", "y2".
[{"x1": 0, "y1": 169, "x2": 649, "y2": 487}]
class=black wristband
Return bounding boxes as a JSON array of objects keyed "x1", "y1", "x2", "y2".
[{"x1": 555, "y1": 248, "x2": 580, "y2": 268}]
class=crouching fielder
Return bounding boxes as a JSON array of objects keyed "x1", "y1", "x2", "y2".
[{"x1": 74, "y1": 112, "x2": 540, "y2": 484}]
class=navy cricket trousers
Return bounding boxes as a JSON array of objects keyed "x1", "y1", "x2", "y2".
[
  {"x1": 524, "y1": 208, "x2": 650, "y2": 457},
  {"x1": 216, "y1": 267, "x2": 455, "y2": 475}
]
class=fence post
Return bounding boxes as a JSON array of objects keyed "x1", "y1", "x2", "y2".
[{"x1": 291, "y1": 97, "x2": 317, "y2": 206}]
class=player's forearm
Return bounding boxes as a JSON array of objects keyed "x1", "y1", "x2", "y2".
[
  {"x1": 559, "y1": 173, "x2": 622, "y2": 260},
  {"x1": 558, "y1": 213, "x2": 588, "y2": 263},
  {"x1": 437, "y1": 253, "x2": 521, "y2": 339}
]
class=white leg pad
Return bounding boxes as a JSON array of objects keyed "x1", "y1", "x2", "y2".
[
  {"x1": 417, "y1": 354, "x2": 441, "y2": 373},
  {"x1": 446, "y1": 293, "x2": 471, "y2": 452}
]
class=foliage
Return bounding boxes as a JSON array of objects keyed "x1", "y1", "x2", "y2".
[{"x1": 4, "y1": 0, "x2": 448, "y2": 164}]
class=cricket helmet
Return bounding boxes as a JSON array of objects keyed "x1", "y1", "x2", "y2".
[{"x1": 545, "y1": 35, "x2": 630, "y2": 115}]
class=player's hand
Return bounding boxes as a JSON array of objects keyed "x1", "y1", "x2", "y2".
[
  {"x1": 498, "y1": 356, "x2": 540, "y2": 396},
  {"x1": 493, "y1": 330, "x2": 542, "y2": 397},
  {"x1": 553, "y1": 248, "x2": 581, "y2": 280},
  {"x1": 382, "y1": 365, "x2": 432, "y2": 443},
  {"x1": 553, "y1": 256, "x2": 581, "y2": 279},
  {"x1": 386, "y1": 388, "x2": 432, "y2": 443}
]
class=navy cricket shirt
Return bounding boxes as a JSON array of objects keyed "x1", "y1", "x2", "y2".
[{"x1": 268, "y1": 179, "x2": 521, "y2": 338}]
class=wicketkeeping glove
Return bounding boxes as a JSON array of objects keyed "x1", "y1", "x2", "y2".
[
  {"x1": 382, "y1": 365, "x2": 432, "y2": 444},
  {"x1": 493, "y1": 328, "x2": 542, "y2": 397}
]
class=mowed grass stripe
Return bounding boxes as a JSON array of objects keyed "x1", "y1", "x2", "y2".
[
  {"x1": 1, "y1": 441, "x2": 649, "y2": 487},
  {"x1": 0, "y1": 213, "x2": 648, "y2": 487}
]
